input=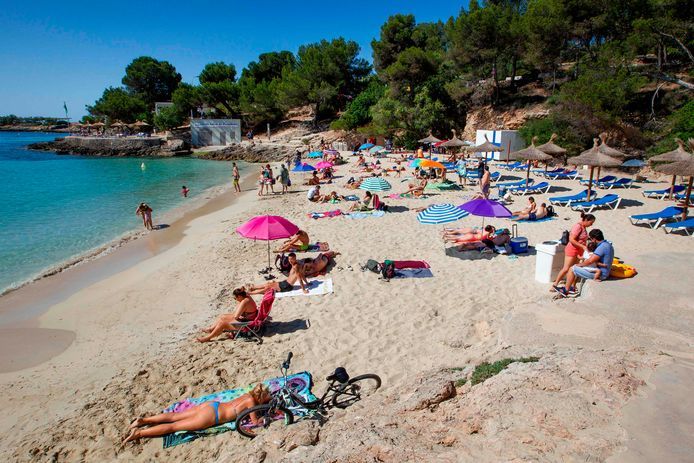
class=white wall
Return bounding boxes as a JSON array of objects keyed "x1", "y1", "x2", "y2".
[{"x1": 475, "y1": 130, "x2": 525, "y2": 161}]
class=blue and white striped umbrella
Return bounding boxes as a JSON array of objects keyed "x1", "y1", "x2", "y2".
[
  {"x1": 417, "y1": 204, "x2": 469, "y2": 225},
  {"x1": 359, "y1": 177, "x2": 392, "y2": 191}
]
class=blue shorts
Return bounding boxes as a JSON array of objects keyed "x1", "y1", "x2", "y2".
[{"x1": 572, "y1": 265, "x2": 600, "y2": 280}]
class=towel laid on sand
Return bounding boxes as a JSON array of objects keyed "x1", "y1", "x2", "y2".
[
  {"x1": 162, "y1": 372, "x2": 318, "y2": 448},
  {"x1": 308, "y1": 210, "x2": 342, "y2": 219},
  {"x1": 346, "y1": 210, "x2": 385, "y2": 219},
  {"x1": 275, "y1": 278, "x2": 333, "y2": 298},
  {"x1": 512, "y1": 216, "x2": 555, "y2": 223},
  {"x1": 394, "y1": 268, "x2": 434, "y2": 278}
]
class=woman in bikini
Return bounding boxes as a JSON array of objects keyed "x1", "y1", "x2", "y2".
[
  {"x1": 197, "y1": 288, "x2": 258, "y2": 342},
  {"x1": 275, "y1": 230, "x2": 310, "y2": 253},
  {"x1": 121, "y1": 384, "x2": 271, "y2": 446},
  {"x1": 301, "y1": 251, "x2": 340, "y2": 277},
  {"x1": 135, "y1": 203, "x2": 154, "y2": 230},
  {"x1": 443, "y1": 226, "x2": 496, "y2": 249}
]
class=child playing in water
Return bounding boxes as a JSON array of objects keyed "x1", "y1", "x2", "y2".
[{"x1": 181, "y1": 186, "x2": 189, "y2": 197}]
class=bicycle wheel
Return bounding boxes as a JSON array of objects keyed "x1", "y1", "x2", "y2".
[
  {"x1": 332, "y1": 374, "x2": 382, "y2": 409},
  {"x1": 235, "y1": 404, "x2": 294, "y2": 438}
]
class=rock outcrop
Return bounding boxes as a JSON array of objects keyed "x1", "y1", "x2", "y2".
[{"x1": 28, "y1": 136, "x2": 190, "y2": 157}]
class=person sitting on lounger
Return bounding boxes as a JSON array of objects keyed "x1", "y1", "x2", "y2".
[
  {"x1": 513, "y1": 201, "x2": 548, "y2": 221},
  {"x1": 301, "y1": 251, "x2": 340, "y2": 277},
  {"x1": 513, "y1": 197, "x2": 536, "y2": 216},
  {"x1": 246, "y1": 253, "x2": 309, "y2": 295},
  {"x1": 121, "y1": 383, "x2": 272, "y2": 446},
  {"x1": 196, "y1": 288, "x2": 258, "y2": 343},
  {"x1": 403, "y1": 178, "x2": 427, "y2": 196},
  {"x1": 350, "y1": 191, "x2": 373, "y2": 211},
  {"x1": 275, "y1": 230, "x2": 310, "y2": 253}
]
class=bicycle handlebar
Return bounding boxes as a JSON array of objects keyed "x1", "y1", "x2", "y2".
[{"x1": 282, "y1": 352, "x2": 293, "y2": 370}]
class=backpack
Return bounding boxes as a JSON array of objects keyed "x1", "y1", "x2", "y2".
[
  {"x1": 364, "y1": 259, "x2": 381, "y2": 273},
  {"x1": 546, "y1": 205, "x2": 556, "y2": 217},
  {"x1": 560, "y1": 230, "x2": 569, "y2": 246},
  {"x1": 381, "y1": 260, "x2": 396, "y2": 280},
  {"x1": 275, "y1": 253, "x2": 292, "y2": 273}
]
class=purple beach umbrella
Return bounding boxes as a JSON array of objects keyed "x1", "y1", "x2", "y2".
[{"x1": 459, "y1": 198, "x2": 512, "y2": 227}]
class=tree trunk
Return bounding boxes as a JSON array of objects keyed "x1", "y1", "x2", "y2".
[
  {"x1": 492, "y1": 59, "x2": 500, "y2": 105},
  {"x1": 510, "y1": 55, "x2": 518, "y2": 92},
  {"x1": 551, "y1": 65, "x2": 557, "y2": 93},
  {"x1": 312, "y1": 102, "x2": 320, "y2": 128},
  {"x1": 657, "y1": 42, "x2": 662, "y2": 71},
  {"x1": 658, "y1": 31, "x2": 694, "y2": 64},
  {"x1": 647, "y1": 72, "x2": 694, "y2": 91}
]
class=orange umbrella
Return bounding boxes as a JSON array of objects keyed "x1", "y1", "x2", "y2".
[{"x1": 418, "y1": 159, "x2": 446, "y2": 170}]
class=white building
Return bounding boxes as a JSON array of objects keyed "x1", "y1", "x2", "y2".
[
  {"x1": 191, "y1": 119, "x2": 241, "y2": 146},
  {"x1": 475, "y1": 129, "x2": 525, "y2": 161}
]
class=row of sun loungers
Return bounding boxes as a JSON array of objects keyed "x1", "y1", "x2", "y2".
[{"x1": 579, "y1": 175, "x2": 633, "y2": 189}]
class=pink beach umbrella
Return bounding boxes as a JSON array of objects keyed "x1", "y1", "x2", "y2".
[
  {"x1": 236, "y1": 215, "x2": 299, "y2": 276},
  {"x1": 315, "y1": 161, "x2": 333, "y2": 169}
]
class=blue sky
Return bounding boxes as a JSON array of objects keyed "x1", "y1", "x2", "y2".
[{"x1": 0, "y1": 1, "x2": 466, "y2": 119}]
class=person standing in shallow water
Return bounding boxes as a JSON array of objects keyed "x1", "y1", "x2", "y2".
[
  {"x1": 181, "y1": 186, "x2": 189, "y2": 198},
  {"x1": 232, "y1": 162, "x2": 241, "y2": 193},
  {"x1": 135, "y1": 202, "x2": 154, "y2": 230}
]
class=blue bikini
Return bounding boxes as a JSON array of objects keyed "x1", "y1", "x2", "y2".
[{"x1": 210, "y1": 401, "x2": 220, "y2": 425}]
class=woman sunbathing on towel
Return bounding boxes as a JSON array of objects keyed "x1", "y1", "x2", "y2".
[
  {"x1": 443, "y1": 226, "x2": 496, "y2": 247},
  {"x1": 121, "y1": 384, "x2": 271, "y2": 446},
  {"x1": 349, "y1": 191, "x2": 373, "y2": 211},
  {"x1": 275, "y1": 229, "x2": 310, "y2": 252},
  {"x1": 196, "y1": 288, "x2": 258, "y2": 342},
  {"x1": 403, "y1": 178, "x2": 427, "y2": 196},
  {"x1": 301, "y1": 251, "x2": 340, "y2": 277},
  {"x1": 246, "y1": 253, "x2": 309, "y2": 295}
]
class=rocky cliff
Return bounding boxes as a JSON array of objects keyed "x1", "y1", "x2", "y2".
[{"x1": 28, "y1": 136, "x2": 190, "y2": 157}]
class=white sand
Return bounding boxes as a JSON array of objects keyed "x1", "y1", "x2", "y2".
[{"x1": 1, "y1": 154, "x2": 693, "y2": 462}]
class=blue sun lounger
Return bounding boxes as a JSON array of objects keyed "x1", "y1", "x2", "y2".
[
  {"x1": 570, "y1": 194, "x2": 621, "y2": 213},
  {"x1": 629, "y1": 206, "x2": 685, "y2": 229},
  {"x1": 535, "y1": 168, "x2": 563, "y2": 177},
  {"x1": 495, "y1": 178, "x2": 534, "y2": 189},
  {"x1": 549, "y1": 190, "x2": 597, "y2": 206},
  {"x1": 663, "y1": 218, "x2": 694, "y2": 236},
  {"x1": 597, "y1": 177, "x2": 633, "y2": 189},
  {"x1": 581, "y1": 175, "x2": 616, "y2": 185},
  {"x1": 642, "y1": 185, "x2": 686, "y2": 199},
  {"x1": 546, "y1": 170, "x2": 580, "y2": 180},
  {"x1": 510, "y1": 163, "x2": 530, "y2": 172},
  {"x1": 675, "y1": 192, "x2": 694, "y2": 204},
  {"x1": 502, "y1": 162, "x2": 522, "y2": 170},
  {"x1": 509, "y1": 181, "x2": 551, "y2": 195}
]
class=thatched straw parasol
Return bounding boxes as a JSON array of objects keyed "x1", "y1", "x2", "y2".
[
  {"x1": 595, "y1": 133, "x2": 628, "y2": 177},
  {"x1": 132, "y1": 120, "x2": 151, "y2": 128},
  {"x1": 441, "y1": 129, "x2": 466, "y2": 148},
  {"x1": 649, "y1": 139, "x2": 694, "y2": 199},
  {"x1": 536, "y1": 133, "x2": 567, "y2": 156},
  {"x1": 654, "y1": 158, "x2": 694, "y2": 220},
  {"x1": 91, "y1": 121, "x2": 105, "y2": 128},
  {"x1": 509, "y1": 137, "x2": 554, "y2": 182},
  {"x1": 110, "y1": 121, "x2": 126, "y2": 128},
  {"x1": 567, "y1": 138, "x2": 622, "y2": 199},
  {"x1": 418, "y1": 131, "x2": 441, "y2": 144}
]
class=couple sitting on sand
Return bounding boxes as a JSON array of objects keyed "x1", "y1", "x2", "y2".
[
  {"x1": 442, "y1": 225, "x2": 511, "y2": 251},
  {"x1": 511, "y1": 197, "x2": 549, "y2": 221}
]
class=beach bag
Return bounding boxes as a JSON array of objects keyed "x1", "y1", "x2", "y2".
[
  {"x1": 275, "y1": 253, "x2": 292, "y2": 273},
  {"x1": 364, "y1": 259, "x2": 381, "y2": 273},
  {"x1": 546, "y1": 205, "x2": 556, "y2": 217},
  {"x1": 560, "y1": 230, "x2": 569, "y2": 246},
  {"x1": 381, "y1": 260, "x2": 396, "y2": 280}
]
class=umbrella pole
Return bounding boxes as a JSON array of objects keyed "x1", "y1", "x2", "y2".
[
  {"x1": 526, "y1": 163, "x2": 530, "y2": 183},
  {"x1": 682, "y1": 176, "x2": 693, "y2": 221},
  {"x1": 670, "y1": 175, "x2": 677, "y2": 200},
  {"x1": 597, "y1": 166, "x2": 602, "y2": 180},
  {"x1": 587, "y1": 166, "x2": 595, "y2": 200}
]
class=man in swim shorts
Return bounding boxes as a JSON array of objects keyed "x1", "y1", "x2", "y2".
[{"x1": 246, "y1": 253, "x2": 309, "y2": 294}]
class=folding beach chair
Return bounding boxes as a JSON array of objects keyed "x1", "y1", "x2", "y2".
[
  {"x1": 570, "y1": 194, "x2": 621, "y2": 213},
  {"x1": 495, "y1": 178, "x2": 535, "y2": 189},
  {"x1": 509, "y1": 181, "x2": 551, "y2": 195},
  {"x1": 663, "y1": 218, "x2": 694, "y2": 236},
  {"x1": 229, "y1": 289, "x2": 275, "y2": 344},
  {"x1": 642, "y1": 185, "x2": 685, "y2": 199},
  {"x1": 547, "y1": 170, "x2": 579, "y2": 180},
  {"x1": 629, "y1": 206, "x2": 685, "y2": 229},
  {"x1": 549, "y1": 190, "x2": 596, "y2": 207}
]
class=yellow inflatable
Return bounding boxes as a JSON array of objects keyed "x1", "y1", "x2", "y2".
[{"x1": 610, "y1": 258, "x2": 637, "y2": 279}]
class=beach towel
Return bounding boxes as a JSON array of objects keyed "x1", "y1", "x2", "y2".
[
  {"x1": 275, "y1": 278, "x2": 333, "y2": 298},
  {"x1": 388, "y1": 193, "x2": 429, "y2": 200},
  {"x1": 308, "y1": 210, "x2": 342, "y2": 219},
  {"x1": 162, "y1": 371, "x2": 318, "y2": 448},
  {"x1": 393, "y1": 260, "x2": 430, "y2": 269},
  {"x1": 285, "y1": 242, "x2": 329, "y2": 252},
  {"x1": 343, "y1": 195, "x2": 359, "y2": 201},
  {"x1": 394, "y1": 268, "x2": 434, "y2": 278},
  {"x1": 512, "y1": 216, "x2": 556, "y2": 223},
  {"x1": 346, "y1": 210, "x2": 386, "y2": 219}
]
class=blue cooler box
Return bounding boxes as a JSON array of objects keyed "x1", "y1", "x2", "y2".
[{"x1": 510, "y1": 237, "x2": 528, "y2": 254}]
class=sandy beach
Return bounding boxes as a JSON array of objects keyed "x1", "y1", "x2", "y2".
[{"x1": 2, "y1": 154, "x2": 694, "y2": 462}]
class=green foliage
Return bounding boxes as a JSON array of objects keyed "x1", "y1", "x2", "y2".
[
  {"x1": 277, "y1": 38, "x2": 371, "y2": 123},
  {"x1": 0, "y1": 114, "x2": 20, "y2": 125},
  {"x1": 171, "y1": 83, "x2": 205, "y2": 116},
  {"x1": 122, "y1": 56, "x2": 182, "y2": 107},
  {"x1": 87, "y1": 87, "x2": 147, "y2": 123},
  {"x1": 153, "y1": 106, "x2": 184, "y2": 131},
  {"x1": 470, "y1": 357, "x2": 540, "y2": 386},
  {"x1": 241, "y1": 51, "x2": 296, "y2": 82},
  {"x1": 455, "y1": 378, "x2": 468, "y2": 388},
  {"x1": 331, "y1": 79, "x2": 385, "y2": 130},
  {"x1": 647, "y1": 100, "x2": 694, "y2": 155},
  {"x1": 199, "y1": 62, "x2": 236, "y2": 84}
]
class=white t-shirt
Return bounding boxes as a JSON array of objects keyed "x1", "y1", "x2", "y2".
[{"x1": 307, "y1": 186, "x2": 319, "y2": 200}]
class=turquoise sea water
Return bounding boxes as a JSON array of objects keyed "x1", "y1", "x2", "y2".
[{"x1": 0, "y1": 132, "x2": 237, "y2": 293}]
